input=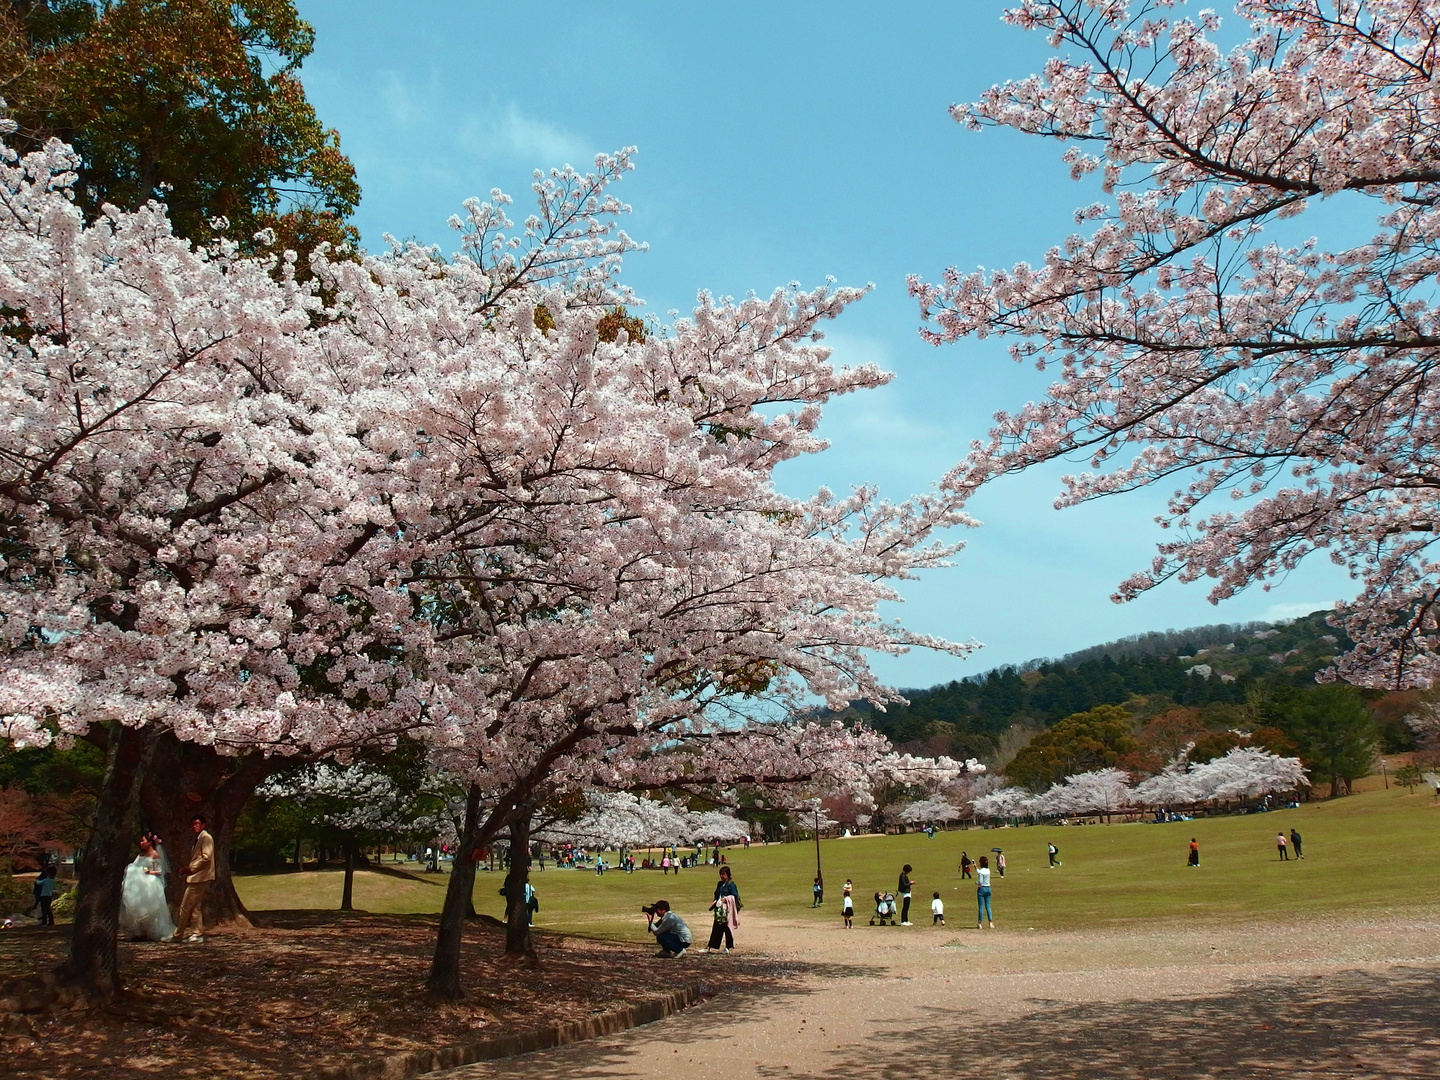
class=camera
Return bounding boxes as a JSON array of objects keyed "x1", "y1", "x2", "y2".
[{"x1": 641, "y1": 904, "x2": 658, "y2": 916}]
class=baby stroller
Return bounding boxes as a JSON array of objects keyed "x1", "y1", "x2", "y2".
[{"x1": 870, "y1": 891, "x2": 897, "y2": 926}]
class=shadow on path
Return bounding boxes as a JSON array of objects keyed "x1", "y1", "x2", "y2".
[
  {"x1": 445, "y1": 963, "x2": 1440, "y2": 1079},
  {"x1": 787, "y1": 965, "x2": 1440, "y2": 1080}
]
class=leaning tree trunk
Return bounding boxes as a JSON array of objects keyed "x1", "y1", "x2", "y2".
[
  {"x1": 341, "y1": 833, "x2": 355, "y2": 911},
  {"x1": 62, "y1": 721, "x2": 158, "y2": 999},
  {"x1": 139, "y1": 735, "x2": 274, "y2": 929},
  {"x1": 503, "y1": 811, "x2": 534, "y2": 959},
  {"x1": 427, "y1": 783, "x2": 485, "y2": 1000}
]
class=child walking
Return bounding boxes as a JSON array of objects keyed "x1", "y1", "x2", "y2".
[{"x1": 931, "y1": 891, "x2": 945, "y2": 926}]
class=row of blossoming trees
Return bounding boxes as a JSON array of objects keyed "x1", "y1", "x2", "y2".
[
  {"x1": 889, "y1": 743, "x2": 1306, "y2": 826},
  {"x1": 972, "y1": 748, "x2": 1309, "y2": 824},
  {"x1": 0, "y1": 126, "x2": 977, "y2": 999}
]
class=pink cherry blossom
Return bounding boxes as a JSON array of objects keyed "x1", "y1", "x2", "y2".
[{"x1": 911, "y1": 0, "x2": 1440, "y2": 688}]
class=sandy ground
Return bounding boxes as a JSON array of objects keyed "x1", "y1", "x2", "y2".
[{"x1": 437, "y1": 908, "x2": 1440, "y2": 1079}]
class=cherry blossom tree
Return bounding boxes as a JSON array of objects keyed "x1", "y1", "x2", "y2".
[
  {"x1": 1187, "y1": 746, "x2": 1308, "y2": 803},
  {"x1": 1132, "y1": 747, "x2": 1308, "y2": 806},
  {"x1": 685, "y1": 809, "x2": 749, "y2": 843},
  {"x1": 387, "y1": 281, "x2": 978, "y2": 991},
  {"x1": 1034, "y1": 766, "x2": 1133, "y2": 821},
  {"x1": 0, "y1": 115, "x2": 979, "y2": 1000},
  {"x1": 0, "y1": 132, "x2": 652, "y2": 994},
  {"x1": 538, "y1": 792, "x2": 687, "y2": 851},
  {"x1": 972, "y1": 786, "x2": 1037, "y2": 820},
  {"x1": 911, "y1": 0, "x2": 1440, "y2": 689},
  {"x1": 897, "y1": 797, "x2": 962, "y2": 825},
  {"x1": 1131, "y1": 760, "x2": 1202, "y2": 810}
]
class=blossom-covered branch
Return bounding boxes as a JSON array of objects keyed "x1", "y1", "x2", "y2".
[{"x1": 910, "y1": 0, "x2": 1440, "y2": 688}]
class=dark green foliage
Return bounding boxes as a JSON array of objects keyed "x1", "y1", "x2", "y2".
[
  {"x1": 1264, "y1": 685, "x2": 1378, "y2": 798},
  {"x1": 850, "y1": 611, "x2": 1349, "y2": 760},
  {"x1": 0, "y1": 739, "x2": 105, "y2": 799},
  {"x1": 1, "y1": 0, "x2": 360, "y2": 248},
  {"x1": 1004, "y1": 705, "x2": 1141, "y2": 791}
]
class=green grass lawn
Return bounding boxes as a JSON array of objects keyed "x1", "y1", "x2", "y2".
[{"x1": 235, "y1": 786, "x2": 1440, "y2": 941}]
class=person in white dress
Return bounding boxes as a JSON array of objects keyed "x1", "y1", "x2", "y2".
[{"x1": 119, "y1": 833, "x2": 176, "y2": 942}]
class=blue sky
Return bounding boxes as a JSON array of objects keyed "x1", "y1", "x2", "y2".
[{"x1": 295, "y1": 1, "x2": 1354, "y2": 689}]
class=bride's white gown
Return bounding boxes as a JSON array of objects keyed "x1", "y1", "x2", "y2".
[{"x1": 119, "y1": 854, "x2": 176, "y2": 941}]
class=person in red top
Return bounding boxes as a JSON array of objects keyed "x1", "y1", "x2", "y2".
[{"x1": 1188, "y1": 838, "x2": 1200, "y2": 867}]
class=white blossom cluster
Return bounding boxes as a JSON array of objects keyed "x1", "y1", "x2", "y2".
[
  {"x1": 973, "y1": 749, "x2": 1308, "y2": 819},
  {"x1": 536, "y1": 792, "x2": 746, "y2": 849}
]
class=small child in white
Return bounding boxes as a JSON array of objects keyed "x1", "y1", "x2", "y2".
[
  {"x1": 931, "y1": 891, "x2": 945, "y2": 926},
  {"x1": 842, "y1": 880, "x2": 854, "y2": 929}
]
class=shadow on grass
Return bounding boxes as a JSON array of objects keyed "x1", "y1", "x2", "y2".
[{"x1": 454, "y1": 965, "x2": 1440, "y2": 1079}]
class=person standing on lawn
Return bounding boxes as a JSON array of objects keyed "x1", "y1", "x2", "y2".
[
  {"x1": 1188, "y1": 838, "x2": 1200, "y2": 867},
  {"x1": 36, "y1": 865, "x2": 57, "y2": 926},
  {"x1": 714, "y1": 864, "x2": 741, "y2": 908},
  {"x1": 996, "y1": 851, "x2": 1006, "y2": 878},
  {"x1": 898, "y1": 864, "x2": 915, "y2": 925},
  {"x1": 707, "y1": 867, "x2": 740, "y2": 952},
  {"x1": 976, "y1": 856, "x2": 994, "y2": 929},
  {"x1": 174, "y1": 815, "x2": 215, "y2": 943},
  {"x1": 960, "y1": 852, "x2": 972, "y2": 879},
  {"x1": 1290, "y1": 828, "x2": 1304, "y2": 859},
  {"x1": 1276, "y1": 832, "x2": 1289, "y2": 861}
]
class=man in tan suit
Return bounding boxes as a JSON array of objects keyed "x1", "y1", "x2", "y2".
[{"x1": 174, "y1": 815, "x2": 214, "y2": 943}]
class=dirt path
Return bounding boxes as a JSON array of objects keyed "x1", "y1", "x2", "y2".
[{"x1": 438, "y1": 910, "x2": 1440, "y2": 1078}]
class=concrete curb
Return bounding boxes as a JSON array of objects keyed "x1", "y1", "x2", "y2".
[{"x1": 317, "y1": 983, "x2": 708, "y2": 1080}]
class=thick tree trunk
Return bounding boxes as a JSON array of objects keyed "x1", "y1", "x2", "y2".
[
  {"x1": 503, "y1": 812, "x2": 534, "y2": 958},
  {"x1": 341, "y1": 833, "x2": 355, "y2": 911},
  {"x1": 426, "y1": 784, "x2": 484, "y2": 1000},
  {"x1": 62, "y1": 721, "x2": 157, "y2": 999},
  {"x1": 139, "y1": 735, "x2": 273, "y2": 929}
]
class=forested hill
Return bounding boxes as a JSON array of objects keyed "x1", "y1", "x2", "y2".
[{"x1": 847, "y1": 611, "x2": 1354, "y2": 760}]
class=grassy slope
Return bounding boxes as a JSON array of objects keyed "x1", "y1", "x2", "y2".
[{"x1": 235, "y1": 787, "x2": 1440, "y2": 941}]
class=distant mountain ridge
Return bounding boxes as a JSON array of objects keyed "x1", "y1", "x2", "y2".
[{"x1": 847, "y1": 610, "x2": 1350, "y2": 761}]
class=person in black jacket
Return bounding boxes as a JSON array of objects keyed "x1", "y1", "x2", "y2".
[
  {"x1": 898, "y1": 865, "x2": 915, "y2": 925},
  {"x1": 1290, "y1": 828, "x2": 1304, "y2": 859}
]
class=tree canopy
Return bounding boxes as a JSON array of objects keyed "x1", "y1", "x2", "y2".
[
  {"x1": 1005, "y1": 704, "x2": 1140, "y2": 791},
  {"x1": 0, "y1": 0, "x2": 358, "y2": 245}
]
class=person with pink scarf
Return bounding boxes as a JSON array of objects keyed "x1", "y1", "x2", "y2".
[{"x1": 706, "y1": 865, "x2": 741, "y2": 953}]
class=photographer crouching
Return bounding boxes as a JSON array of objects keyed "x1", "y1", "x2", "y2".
[{"x1": 643, "y1": 900, "x2": 692, "y2": 958}]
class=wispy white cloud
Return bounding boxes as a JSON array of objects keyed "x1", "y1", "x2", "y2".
[
  {"x1": 377, "y1": 69, "x2": 442, "y2": 129},
  {"x1": 1263, "y1": 600, "x2": 1333, "y2": 623},
  {"x1": 460, "y1": 103, "x2": 590, "y2": 168},
  {"x1": 371, "y1": 73, "x2": 588, "y2": 170}
]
